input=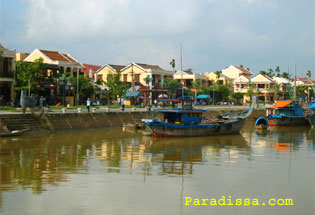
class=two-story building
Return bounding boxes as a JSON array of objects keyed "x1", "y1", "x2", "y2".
[
  {"x1": 22, "y1": 49, "x2": 83, "y2": 105},
  {"x1": 222, "y1": 65, "x2": 253, "y2": 79},
  {"x1": 250, "y1": 74, "x2": 275, "y2": 103},
  {"x1": 0, "y1": 44, "x2": 16, "y2": 105},
  {"x1": 120, "y1": 63, "x2": 173, "y2": 88},
  {"x1": 95, "y1": 64, "x2": 126, "y2": 84},
  {"x1": 173, "y1": 70, "x2": 207, "y2": 88},
  {"x1": 233, "y1": 75, "x2": 251, "y2": 103}
]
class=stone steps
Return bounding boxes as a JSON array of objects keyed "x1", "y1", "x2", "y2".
[{"x1": 0, "y1": 114, "x2": 43, "y2": 131}]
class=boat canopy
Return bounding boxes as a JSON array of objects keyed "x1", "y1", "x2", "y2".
[
  {"x1": 269, "y1": 101, "x2": 292, "y2": 108},
  {"x1": 308, "y1": 102, "x2": 315, "y2": 109},
  {"x1": 196, "y1": 94, "x2": 210, "y2": 99}
]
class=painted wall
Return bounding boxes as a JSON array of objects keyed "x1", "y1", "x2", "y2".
[{"x1": 96, "y1": 66, "x2": 116, "y2": 84}]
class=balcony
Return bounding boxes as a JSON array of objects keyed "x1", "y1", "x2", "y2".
[{"x1": 0, "y1": 70, "x2": 14, "y2": 78}]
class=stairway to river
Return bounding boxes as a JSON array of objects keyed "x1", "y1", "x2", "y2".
[{"x1": 0, "y1": 114, "x2": 45, "y2": 132}]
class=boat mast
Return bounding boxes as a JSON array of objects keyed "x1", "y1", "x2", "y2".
[{"x1": 180, "y1": 43, "x2": 184, "y2": 98}]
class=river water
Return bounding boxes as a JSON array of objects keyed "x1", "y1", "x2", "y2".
[{"x1": 0, "y1": 123, "x2": 314, "y2": 215}]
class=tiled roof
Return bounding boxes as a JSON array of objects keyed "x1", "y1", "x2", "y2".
[
  {"x1": 63, "y1": 54, "x2": 77, "y2": 63},
  {"x1": 83, "y1": 64, "x2": 102, "y2": 72},
  {"x1": 136, "y1": 63, "x2": 166, "y2": 71},
  {"x1": 40, "y1": 50, "x2": 70, "y2": 62},
  {"x1": 262, "y1": 75, "x2": 274, "y2": 82},
  {"x1": 235, "y1": 66, "x2": 253, "y2": 75},
  {"x1": 108, "y1": 64, "x2": 125, "y2": 72}
]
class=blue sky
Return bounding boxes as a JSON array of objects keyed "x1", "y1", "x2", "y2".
[{"x1": 0, "y1": 0, "x2": 314, "y2": 77}]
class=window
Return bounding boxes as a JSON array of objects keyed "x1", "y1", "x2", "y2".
[
  {"x1": 135, "y1": 74, "x2": 140, "y2": 83},
  {"x1": 123, "y1": 74, "x2": 128, "y2": 82},
  {"x1": 97, "y1": 74, "x2": 102, "y2": 80}
]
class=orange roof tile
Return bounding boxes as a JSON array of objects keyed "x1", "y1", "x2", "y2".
[
  {"x1": 269, "y1": 101, "x2": 292, "y2": 108},
  {"x1": 235, "y1": 66, "x2": 253, "y2": 75},
  {"x1": 40, "y1": 50, "x2": 69, "y2": 62}
]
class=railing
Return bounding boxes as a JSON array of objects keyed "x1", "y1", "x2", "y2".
[{"x1": 0, "y1": 70, "x2": 14, "y2": 78}]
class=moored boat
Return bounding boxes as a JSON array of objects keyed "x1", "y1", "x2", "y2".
[
  {"x1": 266, "y1": 100, "x2": 309, "y2": 126},
  {"x1": 306, "y1": 101, "x2": 315, "y2": 128},
  {"x1": 142, "y1": 99, "x2": 253, "y2": 137}
]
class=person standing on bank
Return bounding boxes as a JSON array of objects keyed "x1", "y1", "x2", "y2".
[
  {"x1": 39, "y1": 96, "x2": 45, "y2": 109},
  {"x1": 87, "y1": 98, "x2": 91, "y2": 112},
  {"x1": 121, "y1": 97, "x2": 125, "y2": 111}
]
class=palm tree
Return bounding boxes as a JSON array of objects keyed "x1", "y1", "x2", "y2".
[
  {"x1": 259, "y1": 70, "x2": 267, "y2": 75},
  {"x1": 306, "y1": 70, "x2": 311, "y2": 79},
  {"x1": 282, "y1": 72, "x2": 290, "y2": 79},
  {"x1": 275, "y1": 66, "x2": 280, "y2": 77},
  {"x1": 215, "y1": 70, "x2": 221, "y2": 79},
  {"x1": 170, "y1": 59, "x2": 175, "y2": 73}
]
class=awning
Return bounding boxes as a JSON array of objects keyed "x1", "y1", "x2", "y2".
[
  {"x1": 197, "y1": 94, "x2": 210, "y2": 99},
  {"x1": 308, "y1": 102, "x2": 315, "y2": 109},
  {"x1": 124, "y1": 92, "x2": 140, "y2": 98},
  {"x1": 269, "y1": 101, "x2": 292, "y2": 108}
]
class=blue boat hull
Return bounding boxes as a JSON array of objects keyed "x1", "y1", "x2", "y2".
[
  {"x1": 144, "y1": 118, "x2": 246, "y2": 137},
  {"x1": 269, "y1": 117, "x2": 309, "y2": 126}
]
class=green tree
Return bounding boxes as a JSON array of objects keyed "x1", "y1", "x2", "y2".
[
  {"x1": 306, "y1": 70, "x2": 312, "y2": 79},
  {"x1": 216, "y1": 84, "x2": 230, "y2": 102},
  {"x1": 164, "y1": 78, "x2": 181, "y2": 98},
  {"x1": 267, "y1": 68, "x2": 274, "y2": 77},
  {"x1": 70, "y1": 75, "x2": 94, "y2": 100},
  {"x1": 104, "y1": 72, "x2": 129, "y2": 102},
  {"x1": 275, "y1": 66, "x2": 280, "y2": 77},
  {"x1": 215, "y1": 70, "x2": 221, "y2": 79},
  {"x1": 281, "y1": 72, "x2": 290, "y2": 79},
  {"x1": 259, "y1": 70, "x2": 267, "y2": 75},
  {"x1": 239, "y1": 65, "x2": 244, "y2": 68},
  {"x1": 15, "y1": 58, "x2": 45, "y2": 96},
  {"x1": 232, "y1": 92, "x2": 243, "y2": 104},
  {"x1": 170, "y1": 59, "x2": 175, "y2": 73}
]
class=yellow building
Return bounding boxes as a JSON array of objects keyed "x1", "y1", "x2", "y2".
[
  {"x1": 173, "y1": 70, "x2": 207, "y2": 88},
  {"x1": 205, "y1": 72, "x2": 233, "y2": 86},
  {"x1": 222, "y1": 65, "x2": 253, "y2": 79},
  {"x1": 94, "y1": 64, "x2": 126, "y2": 84},
  {"x1": 233, "y1": 75, "x2": 251, "y2": 103},
  {"x1": 120, "y1": 63, "x2": 173, "y2": 87},
  {"x1": 251, "y1": 74, "x2": 275, "y2": 102},
  {"x1": 0, "y1": 44, "x2": 15, "y2": 105},
  {"x1": 23, "y1": 48, "x2": 83, "y2": 76}
]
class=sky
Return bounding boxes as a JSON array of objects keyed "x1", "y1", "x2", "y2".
[{"x1": 0, "y1": 0, "x2": 314, "y2": 77}]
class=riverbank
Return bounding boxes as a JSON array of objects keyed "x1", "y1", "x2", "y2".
[{"x1": 0, "y1": 107, "x2": 265, "y2": 133}]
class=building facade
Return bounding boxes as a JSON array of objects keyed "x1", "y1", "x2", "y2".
[{"x1": 0, "y1": 44, "x2": 16, "y2": 105}]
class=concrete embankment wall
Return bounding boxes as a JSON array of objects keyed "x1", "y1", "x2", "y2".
[{"x1": 1, "y1": 109, "x2": 265, "y2": 132}]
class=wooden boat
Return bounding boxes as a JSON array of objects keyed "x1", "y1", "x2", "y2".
[
  {"x1": 142, "y1": 99, "x2": 253, "y2": 137},
  {"x1": 266, "y1": 100, "x2": 309, "y2": 126},
  {"x1": 306, "y1": 101, "x2": 315, "y2": 128},
  {"x1": 0, "y1": 128, "x2": 30, "y2": 137},
  {"x1": 255, "y1": 117, "x2": 268, "y2": 130}
]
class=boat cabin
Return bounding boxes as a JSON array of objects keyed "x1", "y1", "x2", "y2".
[
  {"x1": 154, "y1": 98, "x2": 206, "y2": 124},
  {"x1": 266, "y1": 100, "x2": 304, "y2": 118}
]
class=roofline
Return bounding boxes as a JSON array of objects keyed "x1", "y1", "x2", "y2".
[{"x1": 24, "y1": 48, "x2": 53, "y2": 63}]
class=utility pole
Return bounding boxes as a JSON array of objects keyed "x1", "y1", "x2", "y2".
[
  {"x1": 293, "y1": 64, "x2": 297, "y2": 100},
  {"x1": 180, "y1": 43, "x2": 184, "y2": 98},
  {"x1": 131, "y1": 64, "x2": 135, "y2": 92}
]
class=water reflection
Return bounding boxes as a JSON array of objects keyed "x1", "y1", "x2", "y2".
[{"x1": 0, "y1": 125, "x2": 313, "y2": 212}]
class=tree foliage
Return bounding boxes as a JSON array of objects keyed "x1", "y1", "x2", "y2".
[
  {"x1": 104, "y1": 72, "x2": 128, "y2": 101},
  {"x1": 170, "y1": 59, "x2": 175, "y2": 73},
  {"x1": 164, "y1": 78, "x2": 181, "y2": 98},
  {"x1": 70, "y1": 75, "x2": 94, "y2": 99},
  {"x1": 15, "y1": 58, "x2": 45, "y2": 95}
]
